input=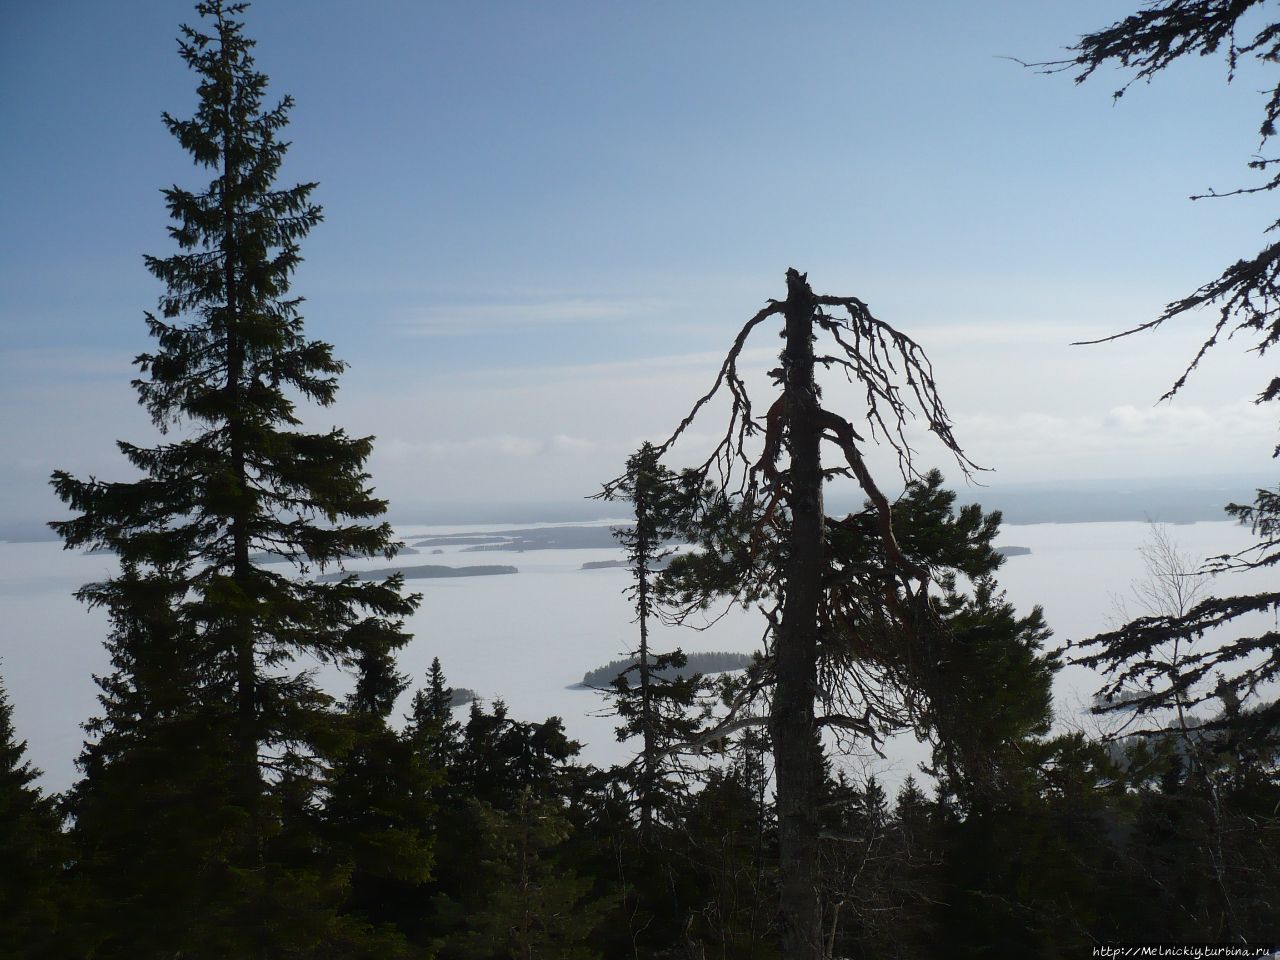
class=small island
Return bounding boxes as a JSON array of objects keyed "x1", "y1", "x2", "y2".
[
  {"x1": 450, "y1": 687, "x2": 478, "y2": 708},
  {"x1": 579, "y1": 650, "x2": 756, "y2": 688},
  {"x1": 996, "y1": 545, "x2": 1031, "y2": 557}
]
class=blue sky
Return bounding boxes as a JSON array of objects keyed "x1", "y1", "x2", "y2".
[{"x1": 2, "y1": 1, "x2": 1277, "y2": 521}]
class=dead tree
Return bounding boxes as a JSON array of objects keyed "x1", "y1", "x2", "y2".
[{"x1": 609, "y1": 268, "x2": 975, "y2": 960}]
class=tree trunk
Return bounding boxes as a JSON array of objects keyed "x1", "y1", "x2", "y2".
[
  {"x1": 221, "y1": 66, "x2": 261, "y2": 875},
  {"x1": 636, "y1": 480, "x2": 655, "y2": 838},
  {"x1": 772, "y1": 268, "x2": 824, "y2": 959}
]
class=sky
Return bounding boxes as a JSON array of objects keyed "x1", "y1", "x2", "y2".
[{"x1": 2, "y1": 0, "x2": 1279, "y2": 525}]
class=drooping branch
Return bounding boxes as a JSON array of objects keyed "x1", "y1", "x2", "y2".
[
  {"x1": 612, "y1": 270, "x2": 980, "y2": 769},
  {"x1": 819, "y1": 409, "x2": 926, "y2": 587},
  {"x1": 601, "y1": 301, "x2": 785, "y2": 501},
  {"x1": 813, "y1": 294, "x2": 980, "y2": 481}
]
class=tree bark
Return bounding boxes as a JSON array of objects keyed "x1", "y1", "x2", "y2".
[{"x1": 772, "y1": 267, "x2": 824, "y2": 959}]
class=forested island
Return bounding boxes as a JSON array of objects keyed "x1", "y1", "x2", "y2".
[
  {"x1": 579, "y1": 650, "x2": 756, "y2": 688},
  {"x1": 581, "y1": 558, "x2": 629, "y2": 570},
  {"x1": 5, "y1": 3, "x2": 1280, "y2": 958}
]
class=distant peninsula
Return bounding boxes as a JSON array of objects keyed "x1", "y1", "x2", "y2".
[
  {"x1": 245, "y1": 546, "x2": 419, "y2": 565},
  {"x1": 581, "y1": 556, "x2": 672, "y2": 571},
  {"x1": 416, "y1": 525, "x2": 635, "y2": 553},
  {"x1": 317, "y1": 564, "x2": 517, "y2": 582}
]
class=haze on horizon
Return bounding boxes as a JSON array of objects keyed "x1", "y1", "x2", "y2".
[{"x1": 3, "y1": 1, "x2": 1277, "y2": 527}]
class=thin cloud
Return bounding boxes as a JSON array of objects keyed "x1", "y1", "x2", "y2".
[{"x1": 393, "y1": 298, "x2": 660, "y2": 337}]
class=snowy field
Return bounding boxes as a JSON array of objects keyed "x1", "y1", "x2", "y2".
[{"x1": 1, "y1": 518, "x2": 1270, "y2": 795}]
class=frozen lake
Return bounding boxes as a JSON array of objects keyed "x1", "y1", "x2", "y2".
[{"x1": 1, "y1": 518, "x2": 1269, "y2": 795}]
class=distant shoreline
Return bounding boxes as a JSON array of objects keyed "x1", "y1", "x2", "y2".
[
  {"x1": 8, "y1": 481, "x2": 1261, "y2": 546},
  {"x1": 0, "y1": 516, "x2": 1247, "y2": 545}
]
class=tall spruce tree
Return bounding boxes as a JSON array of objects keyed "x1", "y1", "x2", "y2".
[
  {"x1": 603, "y1": 442, "x2": 703, "y2": 836},
  {"x1": 50, "y1": 2, "x2": 417, "y2": 953}
]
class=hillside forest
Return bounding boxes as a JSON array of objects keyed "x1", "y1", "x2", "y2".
[{"x1": 4, "y1": 2, "x2": 1280, "y2": 957}]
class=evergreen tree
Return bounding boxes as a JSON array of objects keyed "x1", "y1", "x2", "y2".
[
  {"x1": 49, "y1": 2, "x2": 417, "y2": 953},
  {"x1": 603, "y1": 442, "x2": 703, "y2": 836},
  {"x1": 63, "y1": 566, "x2": 250, "y2": 958},
  {"x1": 325, "y1": 648, "x2": 437, "y2": 955},
  {"x1": 426, "y1": 699, "x2": 588, "y2": 954},
  {"x1": 0, "y1": 671, "x2": 65, "y2": 960},
  {"x1": 407, "y1": 656, "x2": 463, "y2": 771},
  {"x1": 455, "y1": 788, "x2": 611, "y2": 960},
  {"x1": 679, "y1": 729, "x2": 778, "y2": 960}
]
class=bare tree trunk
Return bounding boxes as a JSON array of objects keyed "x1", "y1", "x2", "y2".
[{"x1": 772, "y1": 268, "x2": 824, "y2": 959}]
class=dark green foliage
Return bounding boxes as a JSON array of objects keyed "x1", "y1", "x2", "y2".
[
  {"x1": 61, "y1": 567, "x2": 243, "y2": 958},
  {"x1": 0, "y1": 673, "x2": 65, "y2": 960},
  {"x1": 325, "y1": 649, "x2": 437, "y2": 955},
  {"x1": 820, "y1": 775, "x2": 940, "y2": 960},
  {"x1": 424, "y1": 697, "x2": 597, "y2": 957},
  {"x1": 452, "y1": 789, "x2": 612, "y2": 960},
  {"x1": 48, "y1": 2, "x2": 417, "y2": 954},
  {"x1": 676, "y1": 728, "x2": 778, "y2": 960},
  {"x1": 407, "y1": 657, "x2": 464, "y2": 770},
  {"x1": 602, "y1": 443, "x2": 709, "y2": 835}
]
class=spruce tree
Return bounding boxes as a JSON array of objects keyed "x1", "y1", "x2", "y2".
[
  {"x1": 455, "y1": 789, "x2": 611, "y2": 960},
  {"x1": 406, "y1": 656, "x2": 463, "y2": 771},
  {"x1": 49, "y1": 2, "x2": 417, "y2": 953},
  {"x1": 603, "y1": 442, "x2": 703, "y2": 836},
  {"x1": 0, "y1": 671, "x2": 65, "y2": 960},
  {"x1": 325, "y1": 648, "x2": 437, "y2": 955}
]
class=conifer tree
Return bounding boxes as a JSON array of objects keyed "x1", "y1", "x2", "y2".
[
  {"x1": 63, "y1": 566, "x2": 247, "y2": 957},
  {"x1": 0, "y1": 671, "x2": 65, "y2": 960},
  {"x1": 426, "y1": 700, "x2": 589, "y2": 956},
  {"x1": 406, "y1": 657, "x2": 463, "y2": 771},
  {"x1": 325, "y1": 648, "x2": 437, "y2": 955},
  {"x1": 455, "y1": 788, "x2": 611, "y2": 960},
  {"x1": 49, "y1": 2, "x2": 417, "y2": 953},
  {"x1": 603, "y1": 442, "x2": 703, "y2": 836}
]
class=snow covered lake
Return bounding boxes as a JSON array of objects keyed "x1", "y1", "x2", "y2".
[{"x1": 1, "y1": 518, "x2": 1270, "y2": 794}]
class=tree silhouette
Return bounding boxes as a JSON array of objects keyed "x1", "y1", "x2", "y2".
[
  {"x1": 0, "y1": 671, "x2": 64, "y2": 960},
  {"x1": 612, "y1": 268, "x2": 975, "y2": 959},
  {"x1": 601, "y1": 442, "x2": 704, "y2": 837},
  {"x1": 1062, "y1": 0, "x2": 1280, "y2": 768},
  {"x1": 48, "y1": 2, "x2": 417, "y2": 952}
]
